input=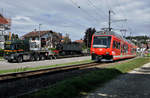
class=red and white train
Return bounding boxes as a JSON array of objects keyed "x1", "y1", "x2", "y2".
[{"x1": 90, "y1": 31, "x2": 137, "y2": 61}]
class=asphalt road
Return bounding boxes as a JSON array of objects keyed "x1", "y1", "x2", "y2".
[
  {"x1": 83, "y1": 62, "x2": 150, "y2": 98},
  {"x1": 0, "y1": 56, "x2": 91, "y2": 70}
]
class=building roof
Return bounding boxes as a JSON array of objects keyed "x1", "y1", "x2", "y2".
[
  {"x1": 0, "y1": 14, "x2": 8, "y2": 24},
  {"x1": 23, "y1": 30, "x2": 53, "y2": 38},
  {"x1": 74, "y1": 40, "x2": 84, "y2": 43}
]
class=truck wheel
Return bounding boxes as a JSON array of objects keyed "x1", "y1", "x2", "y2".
[
  {"x1": 40, "y1": 55, "x2": 45, "y2": 60},
  {"x1": 8, "y1": 60, "x2": 12, "y2": 63},
  {"x1": 17, "y1": 56, "x2": 23, "y2": 63},
  {"x1": 30, "y1": 56, "x2": 35, "y2": 61}
]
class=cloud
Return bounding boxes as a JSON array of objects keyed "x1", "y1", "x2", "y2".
[{"x1": 0, "y1": 0, "x2": 150, "y2": 40}]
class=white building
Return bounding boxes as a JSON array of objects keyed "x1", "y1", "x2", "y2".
[
  {"x1": 23, "y1": 30, "x2": 62, "y2": 48},
  {"x1": 0, "y1": 13, "x2": 11, "y2": 49}
]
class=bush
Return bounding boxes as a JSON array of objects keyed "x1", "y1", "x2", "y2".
[
  {"x1": 48, "y1": 48, "x2": 56, "y2": 51},
  {"x1": 0, "y1": 49, "x2": 4, "y2": 57}
]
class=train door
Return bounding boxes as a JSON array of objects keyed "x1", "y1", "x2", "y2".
[
  {"x1": 123, "y1": 43, "x2": 129, "y2": 55},
  {"x1": 121, "y1": 42, "x2": 124, "y2": 58}
]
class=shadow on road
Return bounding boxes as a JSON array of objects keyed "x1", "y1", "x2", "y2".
[{"x1": 84, "y1": 72, "x2": 150, "y2": 98}]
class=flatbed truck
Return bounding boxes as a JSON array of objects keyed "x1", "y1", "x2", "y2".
[{"x1": 4, "y1": 40, "x2": 57, "y2": 63}]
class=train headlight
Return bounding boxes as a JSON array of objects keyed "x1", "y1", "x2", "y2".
[
  {"x1": 92, "y1": 51, "x2": 95, "y2": 54},
  {"x1": 112, "y1": 51, "x2": 115, "y2": 55},
  {"x1": 106, "y1": 52, "x2": 109, "y2": 54}
]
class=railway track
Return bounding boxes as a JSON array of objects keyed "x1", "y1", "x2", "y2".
[
  {"x1": 0, "y1": 57, "x2": 136, "y2": 82},
  {"x1": 0, "y1": 61, "x2": 103, "y2": 98},
  {"x1": 0, "y1": 58, "x2": 137, "y2": 98},
  {"x1": 0, "y1": 62, "x2": 99, "y2": 82}
]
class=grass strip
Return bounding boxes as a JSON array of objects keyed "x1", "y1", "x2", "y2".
[
  {"x1": 19, "y1": 57, "x2": 150, "y2": 98},
  {"x1": 109, "y1": 57, "x2": 150, "y2": 73},
  {"x1": 0, "y1": 60, "x2": 92, "y2": 74},
  {"x1": 0, "y1": 56, "x2": 3, "y2": 60}
]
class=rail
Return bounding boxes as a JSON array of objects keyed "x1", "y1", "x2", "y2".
[{"x1": 0, "y1": 62, "x2": 99, "y2": 82}]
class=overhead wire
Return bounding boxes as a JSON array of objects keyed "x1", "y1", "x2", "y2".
[
  {"x1": 91, "y1": 0, "x2": 108, "y2": 16},
  {"x1": 111, "y1": 0, "x2": 134, "y2": 36},
  {"x1": 70, "y1": 0, "x2": 101, "y2": 27},
  {"x1": 69, "y1": 0, "x2": 100, "y2": 27},
  {"x1": 86, "y1": 0, "x2": 107, "y2": 20},
  {"x1": 70, "y1": 0, "x2": 133, "y2": 35}
]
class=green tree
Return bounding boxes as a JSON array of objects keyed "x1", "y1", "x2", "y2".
[
  {"x1": 11, "y1": 33, "x2": 19, "y2": 40},
  {"x1": 84, "y1": 28, "x2": 96, "y2": 48}
]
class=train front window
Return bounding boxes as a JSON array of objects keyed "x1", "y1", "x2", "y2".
[{"x1": 93, "y1": 36, "x2": 111, "y2": 48}]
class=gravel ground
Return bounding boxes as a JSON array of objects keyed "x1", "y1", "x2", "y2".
[
  {"x1": 82, "y1": 62, "x2": 150, "y2": 98},
  {"x1": 0, "y1": 56, "x2": 90, "y2": 70}
]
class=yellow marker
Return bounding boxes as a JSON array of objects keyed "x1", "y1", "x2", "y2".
[{"x1": 9, "y1": 32, "x2": 11, "y2": 40}]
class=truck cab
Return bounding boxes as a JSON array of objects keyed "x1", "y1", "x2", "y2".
[{"x1": 4, "y1": 40, "x2": 29, "y2": 62}]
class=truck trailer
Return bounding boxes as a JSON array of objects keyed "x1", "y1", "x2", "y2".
[{"x1": 4, "y1": 40, "x2": 57, "y2": 63}]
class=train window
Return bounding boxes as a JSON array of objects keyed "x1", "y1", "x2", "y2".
[
  {"x1": 127, "y1": 46, "x2": 129, "y2": 53},
  {"x1": 93, "y1": 36, "x2": 111, "y2": 48},
  {"x1": 118, "y1": 42, "x2": 120, "y2": 49},
  {"x1": 124, "y1": 44, "x2": 128, "y2": 53},
  {"x1": 131, "y1": 48, "x2": 136, "y2": 53},
  {"x1": 116, "y1": 42, "x2": 118, "y2": 49},
  {"x1": 121, "y1": 44, "x2": 123, "y2": 53},
  {"x1": 113, "y1": 41, "x2": 120, "y2": 49},
  {"x1": 116, "y1": 42, "x2": 120, "y2": 49},
  {"x1": 123, "y1": 44, "x2": 126, "y2": 53},
  {"x1": 113, "y1": 41, "x2": 116, "y2": 48}
]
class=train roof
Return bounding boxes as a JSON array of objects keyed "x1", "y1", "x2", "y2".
[
  {"x1": 95, "y1": 31, "x2": 123, "y2": 39},
  {"x1": 95, "y1": 31, "x2": 136, "y2": 46}
]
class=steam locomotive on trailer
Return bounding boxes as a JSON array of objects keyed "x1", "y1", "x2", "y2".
[
  {"x1": 56, "y1": 42, "x2": 82, "y2": 55},
  {"x1": 90, "y1": 31, "x2": 137, "y2": 61}
]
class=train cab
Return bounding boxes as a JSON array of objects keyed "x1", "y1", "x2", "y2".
[
  {"x1": 91, "y1": 31, "x2": 113, "y2": 61},
  {"x1": 90, "y1": 31, "x2": 137, "y2": 61}
]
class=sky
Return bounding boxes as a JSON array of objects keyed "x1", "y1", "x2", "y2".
[{"x1": 0, "y1": 0, "x2": 150, "y2": 41}]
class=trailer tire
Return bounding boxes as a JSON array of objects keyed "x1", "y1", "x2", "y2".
[
  {"x1": 35, "y1": 55, "x2": 40, "y2": 61},
  {"x1": 30, "y1": 56, "x2": 35, "y2": 61},
  {"x1": 17, "y1": 56, "x2": 23, "y2": 63},
  {"x1": 40, "y1": 55, "x2": 45, "y2": 60},
  {"x1": 8, "y1": 60, "x2": 12, "y2": 63}
]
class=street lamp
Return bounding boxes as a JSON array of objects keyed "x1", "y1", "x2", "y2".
[
  {"x1": 39, "y1": 24, "x2": 42, "y2": 41},
  {"x1": 39, "y1": 24, "x2": 42, "y2": 49}
]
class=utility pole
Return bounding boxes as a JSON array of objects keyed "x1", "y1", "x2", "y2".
[
  {"x1": 87, "y1": 32, "x2": 88, "y2": 48},
  {"x1": 108, "y1": 10, "x2": 115, "y2": 31},
  {"x1": 39, "y1": 24, "x2": 42, "y2": 49},
  {"x1": 39, "y1": 24, "x2": 41, "y2": 41},
  {"x1": 108, "y1": 10, "x2": 111, "y2": 31},
  {"x1": 130, "y1": 32, "x2": 132, "y2": 41}
]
